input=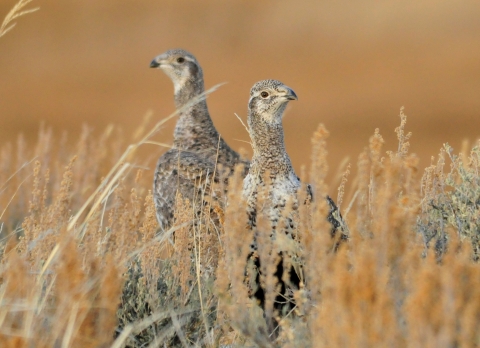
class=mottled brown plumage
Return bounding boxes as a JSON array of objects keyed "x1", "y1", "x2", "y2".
[
  {"x1": 242, "y1": 80, "x2": 303, "y2": 325},
  {"x1": 243, "y1": 80, "x2": 344, "y2": 331},
  {"x1": 150, "y1": 49, "x2": 248, "y2": 231},
  {"x1": 243, "y1": 80, "x2": 304, "y2": 230}
]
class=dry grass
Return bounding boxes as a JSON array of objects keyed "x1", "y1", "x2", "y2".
[
  {"x1": 0, "y1": 0, "x2": 38, "y2": 38},
  {"x1": 0, "y1": 105, "x2": 479, "y2": 347}
]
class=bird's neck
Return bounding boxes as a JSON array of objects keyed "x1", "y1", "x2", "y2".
[
  {"x1": 249, "y1": 114, "x2": 293, "y2": 176},
  {"x1": 173, "y1": 78, "x2": 204, "y2": 109},
  {"x1": 172, "y1": 80, "x2": 220, "y2": 151}
]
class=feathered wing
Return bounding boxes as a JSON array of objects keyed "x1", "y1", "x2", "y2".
[
  {"x1": 304, "y1": 181, "x2": 346, "y2": 238},
  {"x1": 153, "y1": 149, "x2": 219, "y2": 232}
]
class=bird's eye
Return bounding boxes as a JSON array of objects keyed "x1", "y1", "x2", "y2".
[
  {"x1": 261, "y1": 91, "x2": 269, "y2": 98},
  {"x1": 177, "y1": 57, "x2": 185, "y2": 63}
]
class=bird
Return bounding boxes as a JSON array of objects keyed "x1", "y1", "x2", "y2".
[
  {"x1": 242, "y1": 80, "x2": 303, "y2": 329},
  {"x1": 242, "y1": 80, "x2": 345, "y2": 333},
  {"x1": 150, "y1": 49, "x2": 249, "y2": 231},
  {"x1": 242, "y1": 80, "x2": 304, "y2": 232}
]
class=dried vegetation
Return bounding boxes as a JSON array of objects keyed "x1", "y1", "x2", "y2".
[{"x1": 0, "y1": 106, "x2": 479, "y2": 347}]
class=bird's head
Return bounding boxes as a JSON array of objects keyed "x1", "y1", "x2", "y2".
[
  {"x1": 150, "y1": 49, "x2": 203, "y2": 94},
  {"x1": 248, "y1": 79, "x2": 298, "y2": 124}
]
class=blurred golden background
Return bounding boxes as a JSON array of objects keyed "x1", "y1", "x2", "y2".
[{"x1": 1, "y1": 0, "x2": 480, "y2": 182}]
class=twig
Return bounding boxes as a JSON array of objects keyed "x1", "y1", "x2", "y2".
[
  {"x1": 0, "y1": 0, "x2": 39, "y2": 38},
  {"x1": 234, "y1": 113, "x2": 250, "y2": 135}
]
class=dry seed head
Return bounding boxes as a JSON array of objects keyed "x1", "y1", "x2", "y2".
[
  {"x1": 29, "y1": 160, "x2": 41, "y2": 214},
  {"x1": 369, "y1": 128, "x2": 384, "y2": 163},
  {"x1": 171, "y1": 194, "x2": 194, "y2": 298},
  {"x1": 395, "y1": 107, "x2": 412, "y2": 158},
  {"x1": 310, "y1": 124, "x2": 330, "y2": 190},
  {"x1": 134, "y1": 168, "x2": 143, "y2": 184},
  {"x1": 337, "y1": 163, "x2": 351, "y2": 209}
]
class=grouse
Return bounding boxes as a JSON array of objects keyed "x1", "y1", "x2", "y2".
[
  {"x1": 150, "y1": 49, "x2": 248, "y2": 231},
  {"x1": 243, "y1": 80, "x2": 344, "y2": 332}
]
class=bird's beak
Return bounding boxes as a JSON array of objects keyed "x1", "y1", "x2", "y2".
[
  {"x1": 150, "y1": 59, "x2": 160, "y2": 68},
  {"x1": 150, "y1": 53, "x2": 168, "y2": 68},
  {"x1": 282, "y1": 86, "x2": 298, "y2": 101}
]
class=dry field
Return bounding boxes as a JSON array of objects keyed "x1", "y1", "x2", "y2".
[
  {"x1": 1, "y1": 98, "x2": 480, "y2": 347},
  {"x1": 1, "y1": 1, "x2": 480, "y2": 347}
]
